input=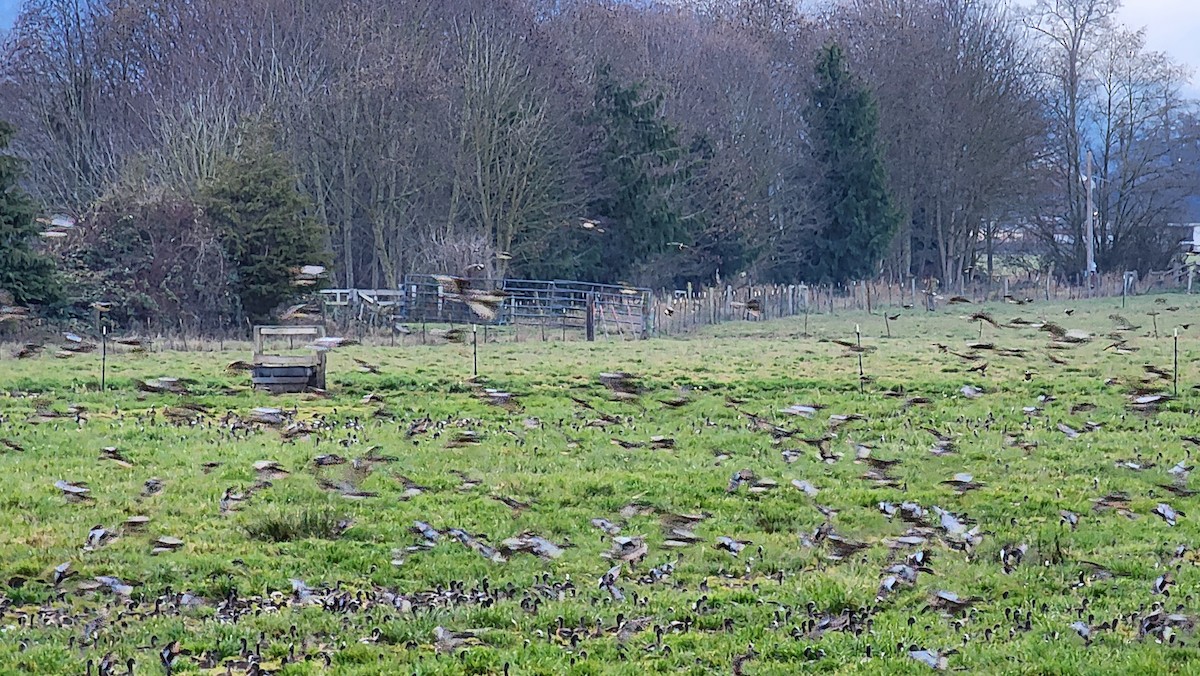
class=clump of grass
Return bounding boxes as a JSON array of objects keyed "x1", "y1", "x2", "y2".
[{"x1": 244, "y1": 507, "x2": 348, "y2": 542}]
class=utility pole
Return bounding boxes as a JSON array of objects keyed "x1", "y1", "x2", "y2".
[{"x1": 1085, "y1": 149, "x2": 1096, "y2": 293}]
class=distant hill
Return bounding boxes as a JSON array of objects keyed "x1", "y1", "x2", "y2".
[{"x1": 1185, "y1": 195, "x2": 1200, "y2": 223}]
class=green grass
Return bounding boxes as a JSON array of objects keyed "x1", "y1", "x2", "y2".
[{"x1": 2, "y1": 294, "x2": 1200, "y2": 674}]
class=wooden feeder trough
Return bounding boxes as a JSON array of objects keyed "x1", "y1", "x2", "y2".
[{"x1": 251, "y1": 325, "x2": 327, "y2": 393}]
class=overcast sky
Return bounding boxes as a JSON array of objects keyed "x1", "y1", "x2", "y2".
[
  {"x1": 1117, "y1": 1, "x2": 1200, "y2": 93},
  {"x1": 1, "y1": 0, "x2": 1197, "y2": 91},
  {"x1": 0, "y1": 0, "x2": 17, "y2": 31}
]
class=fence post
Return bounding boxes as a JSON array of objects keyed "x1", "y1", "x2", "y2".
[
  {"x1": 642, "y1": 293, "x2": 650, "y2": 338},
  {"x1": 586, "y1": 293, "x2": 596, "y2": 342}
]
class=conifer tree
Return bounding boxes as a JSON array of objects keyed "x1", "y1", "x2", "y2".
[
  {"x1": 202, "y1": 129, "x2": 328, "y2": 324},
  {"x1": 579, "y1": 66, "x2": 693, "y2": 282},
  {"x1": 0, "y1": 121, "x2": 62, "y2": 307},
  {"x1": 805, "y1": 44, "x2": 899, "y2": 284}
]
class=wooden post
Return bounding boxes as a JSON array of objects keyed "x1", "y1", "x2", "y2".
[
  {"x1": 685, "y1": 282, "x2": 694, "y2": 330},
  {"x1": 586, "y1": 294, "x2": 596, "y2": 342},
  {"x1": 314, "y1": 351, "x2": 327, "y2": 390},
  {"x1": 641, "y1": 292, "x2": 651, "y2": 339}
]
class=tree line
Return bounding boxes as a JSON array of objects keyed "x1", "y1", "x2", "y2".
[{"x1": 1, "y1": 0, "x2": 1197, "y2": 330}]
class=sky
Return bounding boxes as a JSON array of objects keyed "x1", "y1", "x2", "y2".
[
  {"x1": 1117, "y1": 1, "x2": 1200, "y2": 96},
  {"x1": 0, "y1": 0, "x2": 1197, "y2": 91},
  {"x1": 0, "y1": 0, "x2": 17, "y2": 31}
]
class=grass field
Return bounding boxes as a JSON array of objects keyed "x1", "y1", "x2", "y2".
[{"x1": 2, "y1": 294, "x2": 1200, "y2": 674}]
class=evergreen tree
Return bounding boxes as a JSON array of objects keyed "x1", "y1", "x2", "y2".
[
  {"x1": 201, "y1": 130, "x2": 328, "y2": 324},
  {"x1": 579, "y1": 66, "x2": 693, "y2": 283},
  {"x1": 0, "y1": 121, "x2": 63, "y2": 307},
  {"x1": 804, "y1": 44, "x2": 899, "y2": 284}
]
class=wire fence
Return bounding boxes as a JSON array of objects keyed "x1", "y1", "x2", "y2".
[
  {"x1": 4, "y1": 268, "x2": 1190, "y2": 354},
  {"x1": 319, "y1": 276, "x2": 651, "y2": 342},
  {"x1": 315, "y1": 268, "x2": 1187, "y2": 343},
  {"x1": 647, "y1": 269, "x2": 1182, "y2": 337}
]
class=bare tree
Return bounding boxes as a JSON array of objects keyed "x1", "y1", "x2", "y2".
[
  {"x1": 146, "y1": 85, "x2": 240, "y2": 191},
  {"x1": 1088, "y1": 29, "x2": 1199, "y2": 271},
  {"x1": 837, "y1": 0, "x2": 1045, "y2": 285},
  {"x1": 1023, "y1": 0, "x2": 1120, "y2": 275},
  {"x1": 2, "y1": 0, "x2": 124, "y2": 207},
  {"x1": 450, "y1": 16, "x2": 585, "y2": 278},
  {"x1": 9, "y1": 0, "x2": 1192, "y2": 308}
]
